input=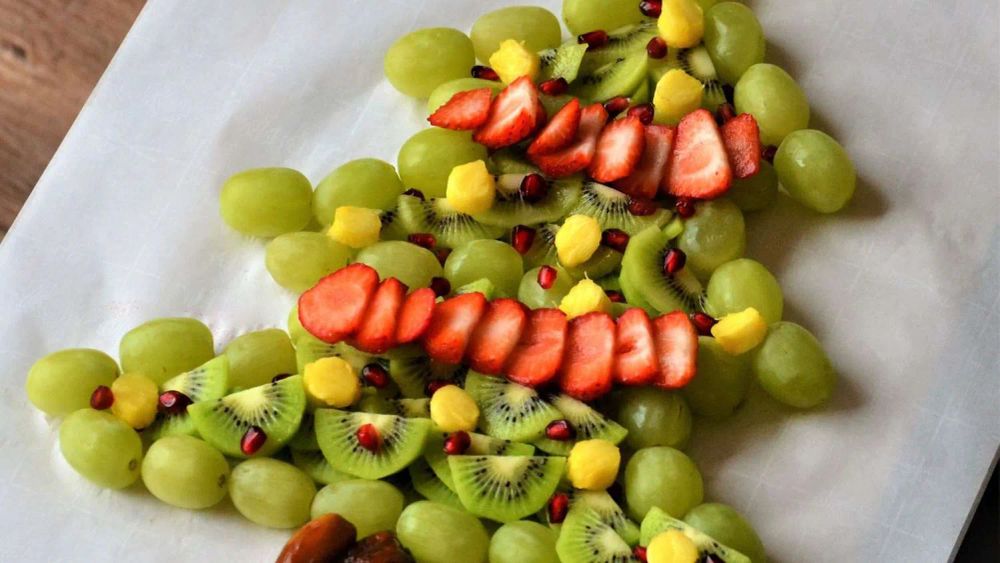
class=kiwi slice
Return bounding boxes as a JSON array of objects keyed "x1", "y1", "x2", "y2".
[
  {"x1": 449, "y1": 455, "x2": 566, "y2": 522},
  {"x1": 630, "y1": 78, "x2": 651, "y2": 105},
  {"x1": 650, "y1": 46, "x2": 727, "y2": 110},
  {"x1": 557, "y1": 505, "x2": 638, "y2": 562},
  {"x1": 640, "y1": 507, "x2": 751, "y2": 563},
  {"x1": 620, "y1": 226, "x2": 706, "y2": 314},
  {"x1": 358, "y1": 392, "x2": 432, "y2": 419},
  {"x1": 522, "y1": 223, "x2": 623, "y2": 279},
  {"x1": 289, "y1": 411, "x2": 320, "y2": 451},
  {"x1": 425, "y1": 430, "x2": 535, "y2": 490},
  {"x1": 560, "y1": 491, "x2": 640, "y2": 547},
  {"x1": 387, "y1": 345, "x2": 461, "y2": 398},
  {"x1": 488, "y1": 147, "x2": 540, "y2": 175},
  {"x1": 580, "y1": 22, "x2": 659, "y2": 73},
  {"x1": 408, "y1": 458, "x2": 465, "y2": 509},
  {"x1": 464, "y1": 371, "x2": 562, "y2": 442},
  {"x1": 148, "y1": 355, "x2": 229, "y2": 440},
  {"x1": 291, "y1": 448, "x2": 353, "y2": 485},
  {"x1": 474, "y1": 174, "x2": 583, "y2": 228},
  {"x1": 532, "y1": 394, "x2": 628, "y2": 456},
  {"x1": 572, "y1": 51, "x2": 649, "y2": 104},
  {"x1": 189, "y1": 375, "x2": 306, "y2": 458},
  {"x1": 538, "y1": 42, "x2": 589, "y2": 83},
  {"x1": 314, "y1": 408, "x2": 432, "y2": 479},
  {"x1": 379, "y1": 207, "x2": 409, "y2": 241},
  {"x1": 396, "y1": 194, "x2": 505, "y2": 249},
  {"x1": 569, "y1": 182, "x2": 673, "y2": 235}
]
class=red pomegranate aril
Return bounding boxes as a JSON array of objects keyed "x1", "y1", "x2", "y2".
[
  {"x1": 633, "y1": 546, "x2": 648, "y2": 562},
  {"x1": 434, "y1": 247, "x2": 452, "y2": 266},
  {"x1": 471, "y1": 65, "x2": 500, "y2": 81},
  {"x1": 241, "y1": 426, "x2": 267, "y2": 456},
  {"x1": 717, "y1": 103, "x2": 737, "y2": 124},
  {"x1": 627, "y1": 103, "x2": 655, "y2": 125},
  {"x1": 408, "y1": 233, "x2": 437, "y2": 250},
  {"x1": 537, "y1": 265, "x2": 558, "y2": 290},
  {"x1": 425, "y1": 380, "x2": 450, "y2": 396},
  {"x1": 520, "y1": 173, "x2": 550, "y2": 202},
  {"x1": 603, "y1": 96, "x2": 630, "y2": 117},
  {"x1": 430, "y1": 276, "x2": 451, "y2": 297},
  {"x1": 675, "y1": 197, "x2": 696, "y2": 218},
  {"x1": 578, "y1": 30, "x2": 609, "y2": 49},
  {"x1": 271, "y1": 373, "x2": 292, "y2": 383},
  {"x1": 645, "y1": 36, "x2": 667, "y2": 59},
  {"x1": 157, "y1": 390, "x2": 193, "y2": 416},
  {"x1": 663, "y1": 248, "x2": 687, "y2": 276},
  {"x1": 639, "y1": 0, "x2": 662, "y2": 18},
  {"x1": 90, "y1": 385, "x2": 114, "y2": 410},
  {"x1": 628, "y1": 198, "x2": 658, "y2": 216},
  {"x1": 511, "y1": 225, "x2": 537, "y2": 255},
  {"x1": 356, "y1": 423, "x2": 381, "y2": 453},
  {"x1": 443, "y1": 431, "x2": 471, "y2": 455},
  {"x1": 402, "y1": 188, "x2": 425, "y2": 200},
  {"x1": 539, "y1": 77, "x2": 569, "y2": 97},
  {"x1": 601, "y1": 228, "x2": 630, "y2": 252},
  {"x1": 690, "y1": 312, "x2": 718, "y2": 336},
  {"x1": 606, "y1": 289, "x2": 625, "y2": 303},
  {"x1": 548, "y1": 493, "x2": 570, "y2": 524},
  {"x1": 545, "y1": 419, "x2": 575, "y2": 441},
  {"x1": 362, "y1": 363, "x2": 390, "y2": 388},
  {"x1": 762, "y1": 144, "x2": 778, "y2": 163}
]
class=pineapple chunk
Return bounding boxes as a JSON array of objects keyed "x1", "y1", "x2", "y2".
[
  {"x1": 658, "y1": 0, "x2": 705, "y2": 49},
  {"x1": 556, "y1": 214, "x2": 602, "y2": 267},
  {"x1": 446, "y1": 160, "x2": 496, "y2": 215},
  {"x1": 328, "y1": 206, "x2": 381, "y2": 249},
  {"x1": 488, "y1": 39, "x2": 541, "y2": 84},
  {"x1": 559, "y1": 278, "x2": 612, "y2": 320},
  {"x1": 711, "y1": 307, "x2": 768, "y2": 355},
  {"x1": 567, "y1": 439, "x2": 621, "y2": 491},
  {"x1": 653, "y1": 69, "x2": 704, "y2": 125}
]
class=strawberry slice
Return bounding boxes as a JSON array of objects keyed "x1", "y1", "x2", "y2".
[
  {"x1": 422, "y1": 292, "x2": 488, "y2": 364},
  {"x1": 651, "y1": 311, "x2": 698, "y2": 389},
  {"x1": 665, "y1": 109, "x2": 733, "y2": 199},
  {"x1": 527, "y1": 98, "x2": 581, "y2": 156},
  {"x1": 613, "y1": 308, "x2": 658, "y2": 385},
  {"x1": 588, "y1": 115, "x2": 646, "y2": 183},
  {"x1": 504, "y1": 308, "x2": 568, "y2": 387},
  {"x1": 721, "y1": 113, "x2": 762, "y2": 179},
  {"x1": 395, "y1": 287, "x2": 436, "y2": 345},
  {"x1": 354, "y1": 278, "x2": 407, "y2": 354},
  {"x1": 530, "y1": 103, "x2": 609, "y2": 178},
  {"x1": 614, "y1": 124, "x2": 675, "y2": 200},
  {"x1": 298, "y1": 263, "x2": 379, "y2": 344},
  {"x1": 559, "y1": 312, "x2": 616, "y2": 401},
  {"x1": 428, "y1": 88, "x2": 493, "y2": 131},
  {"x1": 473, "y1": 76, "x2": 543, "y2": 149},
  {"x1": 467, "y1": 298, "x2": 529, "y2": 375}
]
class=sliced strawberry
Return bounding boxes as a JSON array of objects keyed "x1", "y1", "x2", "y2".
[
  {"x1": 530, "y1": 103, "x2": 609, "y2": 178},
  {"x1": 473, "y1": 76, "x2": 543, "y2": 149},
  {"x1": 651, "y1": 311, "x2": 698, "y2": 389},
  {"x1": 588, "y1": 115, "x2": 646, "y2": 183},
  {"x1": 395, "y1": 287, "x2": 437, "y2": 345},
  {"x1": 559, "y1": 312, "x2": 616, "y2": 401},
  {"x1": 428, "y1": 88, "x2": 492, "y2": 131},
  {"x1": 614, "y1": 124, "x2": 675, "y2": 200},
  {"x1": 721, "y1": 113, "x2": 762, "y2": 179},
  {"x1": 613, "y1": 308, "x2": 658, "y2": 385},
  {"x1": 504, "y1": 308, "x2": 568, "y2": 387},
  {"x1": 354, "y1": 278, "x2": 407, "y2": 353},
  {"x1": 298, "y1": 264, "x2": 379, "y2": 344},
  {"x1": 467, "y1": 299, "x2": 528, "y2": 375},
  {"x1": 665, "y1": 109, "x2": 733, "y2": 199},
  {"x1": 422, "y1": 292, "x2": 488, "y2": 364},
  {"x1": 527, "y1": 98, "x2": 581, "y2": 156}
]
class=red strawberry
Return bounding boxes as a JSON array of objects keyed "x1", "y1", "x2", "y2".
[
  {"x1": 504, "y1": 308, "x2": 568, "y2": 387},
  {"x1": 354, "y1": 278, "x2": 407, "y2": 353},
  {"x1": 588, "y1": 115, "x2": 646, "y2": 183},
  {"x1": 467, "y1": 299, "x2": 528, "y2": 375},
  {"x1": 721, "y1": 113, "x2": 762, "y2": 179},
  {"x1": 527, "y1": 98, "x2": 581, "y2": 156},
  {"x1": 428, "y1": 88, "x2": 493, "y2": 130},
  {"x1": 651, "y1": 311, "x2": 698, "y2": 389},
  {"x1": 395, "y1": 287, "x2": 437, "y2": 344},
  {"x1": 473, "y1": 76, "x2": 543, "y2": 149},
  {"x1": 422, "y1": 292, "x2": 488, "y2": 364},
  {"x1": 298, "y1": 264, "x2": 379, "y2": 344},
  {"x1": 613, "y1": 308, "x2": 658, "y2": 385},
  {"x1": 614, "y1": 124, "x2": 675, "y2": 200},
  {"x1": 530, "y1": 103, "x2": 608, "y2": 178},
  {"x1": 665, "y1": 109, "x2": 732, "y2": 199},
  {"x1": 559, "y1": 312, "x2": 616, "y2": 401}
]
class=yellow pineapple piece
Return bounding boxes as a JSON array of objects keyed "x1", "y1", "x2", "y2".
[
  {"x1": 555, "y1": 215, "x2": 602, "y2": 267},
  {"x1": 488, "y1": 39, "x2": 541, "y2": 84},
  {"x1": 429, "y1": 385, "x2": 480, "y2": 432},
  {"x1": 658, "y1": 0, "x2": 705, "y2": 49},
  {"x1": 559, "y1": 278, "x2": 612, "y2": 320},
  {"x1": 566, "y1": 439, "x2": 621, "y2": 491},
  {"x1": 303, "y1": 356, "x2": 361, "y2": 408},
  {"x1": 446, "y1": 160, "x2": 496, "y2": 215},
  {"x1": 328, "y1": 206, "x2": 381, "y2": 249},
  {"x1": 110, "y1": 373, "x2": 159, "y2": 429},
  {"x1": 647, "y1": 530, "x2": 700, "y2": 563},
  {"x1": 653, "y1": 69, "x2": 704, "y2": 125},
  {"x1": 711, "y1": 307, "x2": 768, "y2": 355}
]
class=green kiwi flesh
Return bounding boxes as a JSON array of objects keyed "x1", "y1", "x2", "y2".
[
  {"x1": 449, "y1": 454, "x2": 566, "y2": 522},
  {"x1": 474, "y1": 174, "x2": 583, "y2": 228},
  {"x1": 149, "y1": 355, "x2": 229, "y2": 440},
  {"x1": 640, "y1": 507, "x2": 751, "y2": 563},
  {"x1": 314, "y1": 408, "x2": 432, "y2": 479},
  {"x1": 650, "y1": 46, "x2": 727, "y2": 111},
  {"x1": 572, "y1": 51, "x2": 649, "y2": 104},
  {"x1": 532, "y1": 394, "x2": 628, "y2": 456},
  {"x1": 464, "y1": 371, "x2": 561, "y2": 442},
  {"x1": 291, "y1": 448, "x2": 352, "y2": 485},
  {"x1": 556, "y1": 504, "x2": 638, "y2": 563},
  {"x1": 379, "y1": 207, "x2": 409, "y2": 241},
  {"x1": 570, "y1": 182, "x2": 673, "y2": 235},
  {"x1": 580, "y1": 22, "x2": 659, "y2": 73},
  {"x1": 396, "y1": 194, "x2": 505, "y2": 249},
  {"x1": 289, "y1": 411, "x2": 320, "y2": 451},
  {"x1": 425, "y1": 430, "x2": 535, "y2": 490},
  {"x1": 559, "y1": 491, "x2": 641, "y2": 547},
  {"x1": 387, "y1": 345, "x2": 460, "y2": 399},
  {"x1": 538, "y1": 42, "x2": 589, "y2": 83},
  {"x1": 620, "y1": 226, "x2": 706, "y2": 314},
  {"x1": 488, "y1": 148, "x2": 540, "y2": 175},
  {"x1": 409, "y1": 458, "x2": 465, "y2": 509}
]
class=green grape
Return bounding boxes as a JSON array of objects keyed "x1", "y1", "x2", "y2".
[
  {"x1": 734, "y1": 64, "x2": 810, "y2": 146},
  {"x1": 265, "y1": 232, "x2": 352, "y2": 293},
  {"x1": 384, "y1": 28, "x2": 476, "y2": 98},
  {"x1": 427, "y1": 78, "x2": 503, "y2": 115},
  {"x1": 774, "y1": 129, "x2": 857, "y2": 213},
  {"x1": 518, "y1": 266, "x2": 574, "y2": 309},
  {"x1": 141, "y1": 435, "x2": 229, "y2": 509},
  {"x1": 313, "y1": 159, "x2": 405, "y2": 225},
  {"x1": 489, "y1": 521, "x2": 559, "y2": 563},
  {"x1": 356, "y1": 241, "x2": 443, "y2": 289},
  {"x1": 684, "y1": 503, "x2": 767, "y2": 563},
  {"x1": 311, "y1": 479, "x2": 405, "y2": 538},
  {"x1": 229, "y1": 458, "x2": 316, "y2": 529},
  {"x1": 728, "y1": 160, "x2": 778, "y2": 212},
  {"x1": 119, "y1": 318, "x2": 214, "y2": 385},
  {"x1": 676, "y1": 198, "x2": 745, "y2": 281},
  {"x1": 471, "y1": 6, "x2": 562, "y2": 62},
  {"x1": 26, "y1": 349, "x2": 119, "y2": 416},
  {"x1": 695, "y1": 0, "x2": 721, "y2": 13},
  {"x1": 444, "y1": 240, "x2": 523, "y2": 298},
  {"x1": 398, "y1": 128, "x2": 488, "y2": 198},
  {"x1": 752, "y1": 322, "x2": 836, "y2": 408},
  {"x1": 224, "y1": 329, "x2": 296, "y2": 389},
  {"x1": 624, "y1": 446, "x2": 703, "y2": 521},
  {"x1": 287, "y1": 305, "x2": 310, "y2": 344},
  {"x1": 59, "y1": 409, "x2": 142, "y2": 489},
  {"x1": 561, "y1": 0, "x2": 645, "y2": 36},
  {"x1": 396, "y1": 501, "x2": 490, "y2": 563},
  {"x1": 612, "y1": 387, "x2": 692, "y2": 450},
  {"x1": 682, "y1": 337, "x2": 751, "y2": 417},
  {"x1": 706, "y1": 258, "x2": 783, "y2": 324},
  {"x1": 704, "y1": 2, "x2": 765, "y2": 85},
  {"x1": 220, "y1": 167, "x2": 313, "y2": 238}
]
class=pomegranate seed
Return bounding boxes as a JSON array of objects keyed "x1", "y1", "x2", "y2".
[
  {"x1": 639, "y1": 0, "x2": 662, "y2": 18},
  {"x1": 633, "y1": 546, "x2": 648, "y2": 562},
  {"x1": 539, "y1": 77, "x2": 569, "y2": 97},
  {"x1": 425, "y1": 380, "x2": 450, "y2": 396},
  {"x1": 241, "y1": 426, "x2": 267, "y2": 456},
  {"x1": 663, "y1": 248, "x2": 687, "y2": 276},
  {"x1": 537, "y1": 265, "x2": 558, "y2": 290},
  {"x1": 356, "y1": 423, "x2": 381, "y2": 453},
  {"x1": 603, "y1": 96, "x2": 630, "y2": 118},
  {"x1": 548, "y1": 493, "x2": 570, "y2": 524},
  {"x1": 362, "y1": 363, "x2": 390, "y2": 388},
  {"x1": 90, "y1": 385, "x2": 114, "y2": 410},
  {"x1": 443, "y1": 431, "x2": 471, "y2": 455},
  {"x1": 545, "y1": 419, "x2": 575, "y2": 441},
  {"x1": 577, "y1": 30, "x2": 609, "y2": 49},
  {"x1": 627, "y1": 103, "x2": 655, "y2": 125},
  {"x1": 157, "y1": 390, "x2": 192, "y2": 416},
  {"x1": 762, "y1": 145, "x2": 778, "y2": 163},
  {"x1": 716, "y1": 103, "x2": 736, "y2": 124},
  {"x1": 645, "y1": 36, "x2": 667, "y2": 59},
  {"x1": 430, "y1": 276, "x2": 451, "y2": 297},
  {"x1": 690, "y1": 312, "x2": 718, "y2": 336},
  {"x1": 402, "y1": 188, "x2": 425, "y2": 200},
  {"x1": 601, "y1": 228, "x2": 630, "y2": 252},
  {"x1": 628, "y1": 198, "x2": 658, "y2": 216},
  {"x1": 434, "y1": 247, "x2": 452, "y2": 266},
  {"x1": 606, "y1": 289, "x2": 625, "y2": 303},
  {"x1": 271, "y1": 373, "x2": 292, "y2": 383},
  {"x1": 471, "y1": 65, "x2": 500, "y2": 81},
  {"x1": 511, "y1": 225, "x2": 537, "y2": 255},
  {"x1": 675, "y1": 197, "x2": 696, "y2": 218},
  {"x1": 519, "y1": 173, "x2": 549, "y2": 202},
  {"x1": 408, "y1": 232, "x2": 437, "y2": 250}
]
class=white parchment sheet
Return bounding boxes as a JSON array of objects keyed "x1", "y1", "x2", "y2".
[{"x1": 0, "y1": 1, "x2": 996, "y2": 561}]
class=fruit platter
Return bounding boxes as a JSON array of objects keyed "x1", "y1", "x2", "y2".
[{"x1": 1, "y1": 1, "x2": 997, "y2": 562}]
